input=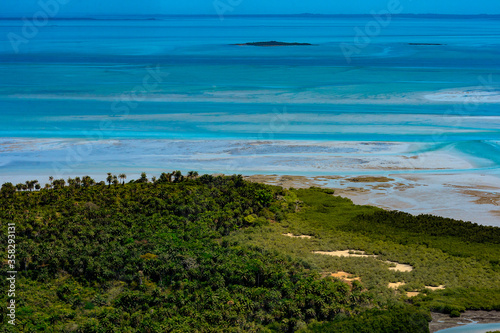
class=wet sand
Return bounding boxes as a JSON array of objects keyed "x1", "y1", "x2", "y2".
[
  {"x1": 245, "y1": 173, "x2": 500, "y2": 226},
  {"x1": 1, "y1": 139, "x2": 498, "y2": 226}
]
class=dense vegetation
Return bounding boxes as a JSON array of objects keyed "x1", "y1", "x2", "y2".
[
  {"x1": 0, "y1": 174, "x2": 369, "y2": 332},
  {"x1": 229, "y1": 188, "x2": 500, "y2": 319},
  {"x1": 1, "y1": 174, "x2": 499, "y2": 332}
]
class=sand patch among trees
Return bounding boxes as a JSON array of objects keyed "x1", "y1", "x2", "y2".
[
  {"x1": 384, "y1": 261, "x2": 414, "y2": 272},
  {"x1": 312, "y1": 250, "x2": 377, "y2": 258},
  {"x1": 425, "y1": 285, "x2": 446, "y2": 291},
  {"x1": 313, "y1": 250, "x2": 414, "y2": 272},
  {"x1": 388, "y1": 282, "x2": 405, "y2": 289},
  {"x1": 282, "y1": 233, "x2": 313, "y2": 239},
  {"x1": 327, "y1": 271, "x2": 361, "y2": 282}
]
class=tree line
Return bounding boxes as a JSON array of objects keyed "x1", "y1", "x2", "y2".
[{"x1": 0, "y1": 173, "x2": 378, "y2": 332}]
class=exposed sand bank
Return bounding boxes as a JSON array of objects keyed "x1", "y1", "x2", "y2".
[
  {"x1": 424, "y1": 89, "x2": 500, "y2": 103},
  {"x1": 244, "y1": 173, "x2": 500, "y2": 227},
  {"x1": 1, "y1": 139, "x2": 498, "y2": 226},
  {"x1": 8, "y1": 88, "x2": 500, "y2": 105},
  {"x1": 346, "y1": 176, "x2": 395, "y2": 183}
]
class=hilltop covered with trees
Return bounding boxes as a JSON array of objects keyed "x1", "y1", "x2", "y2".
[{"x1": 1, "y1": 172, "x2": 499, "y2": 332}]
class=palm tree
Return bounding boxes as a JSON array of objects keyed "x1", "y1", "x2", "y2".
[
  {"x1": 1, "y1": 183, "x2": 15, "y2": 197},
  {"x1": 119, "y1": 173, "x2": 127, "y2": 185},
  {"x1": 138, "y1": 172, "x2": 148, "y2": 183},
  {"x1": 173, "y1": 170, "x2": 183, "y2": 183},
  {"x1": 82, "y1": 176, "x2": 95, "y2": 187},
  {"x1": 75, "y1": 177, "x2": 81, "y2": 187},
  {"x1": 158, "y1": 172, "x2": 170, "y2": 183},
  {"x1": 106, "y1": 173, "x2": 113, "y2": 187},
  {"x1": 53, "y1": 179, "x2": 65, "y2": 189},
  {"x1": 112, "y1": 175, "x2": 119, "y2": 186},
  {"x1": 49, "y1": 176, "x2": 54, "y2": 186},
  {"x1": 25, "y1": 180, "x2": 34, "y2": 191},
  {"x1": 187, "y1": 171, "x2": 199, "y2": 179},
  {"x1": 15, "y1": 183, "x2": 23, "y2": 191}
]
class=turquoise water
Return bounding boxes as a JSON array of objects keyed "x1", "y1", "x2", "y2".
[
  {"x1": 0, "y1": 16, "x2": 499, "y2": 177},
  {"x1": 436, "y1": 322, "x2": 500, "y2": 333}
]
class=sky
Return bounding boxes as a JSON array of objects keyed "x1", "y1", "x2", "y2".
[{"x1": 1, "y1": 0, "x2": 499, "y2": 17}]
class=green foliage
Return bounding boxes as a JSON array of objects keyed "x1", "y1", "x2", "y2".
[
  {"x1": 352, "y1": 211, "x2": 500, "y2": 244},
  {"x1": 1, "y1": 174, "x2": 499, "y2": 331},
  {"x1": 228, "y1": 187, "x2": 500, "y2": 322},
  {"x1": 0, "y1": 174, "x2": 368, "y2": 332},
  {"x1": 303, "y1": 306, "x2": 430, "y2": 333}
]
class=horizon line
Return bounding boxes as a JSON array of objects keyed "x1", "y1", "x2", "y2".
[{"x1": 1, "y1": 13, "x2": 500, "y2": 19}]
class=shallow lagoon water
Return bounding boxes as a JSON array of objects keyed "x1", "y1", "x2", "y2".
[
  {"x1": 436, "y1": 322, "x2": 500, "y2": 333},
  {"x1": 0, "y1": 16, "x2": 499, "y2": 224}
]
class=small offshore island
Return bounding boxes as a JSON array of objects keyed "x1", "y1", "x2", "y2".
[
  {"x1": 1, "y1": 172, "x2": 499, "y2": 332},
  {"x1": 408, "y1": 43, "x2": 445, "y2": 46},
  {"x1": 233, "y1": 41, "x2": 313, "y2": 46}
]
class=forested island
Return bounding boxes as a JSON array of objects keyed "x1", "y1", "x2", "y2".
[
  {"x1": 1, "y1": 172, "x2": 499, "y2": 332},
  {"x1": 408, "y1": 43, "x2": 444, "y2": 46},
  {"x1": 233, "y1": 41, "x2": 312, "y2": 46}
]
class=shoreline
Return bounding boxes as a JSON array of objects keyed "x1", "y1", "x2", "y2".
[
  {"x1": 1, "y1": 138, "x2": 499, "y2": 226},
  {"x1": 430, "y1": 311, "x2": 500, "y2": 333},
  {"x1": 244, "y1": 173, "x2": 500, "y2": 226},
  {"x1": 1, "y1": 171, "x2": 499, "y2": 226}
]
